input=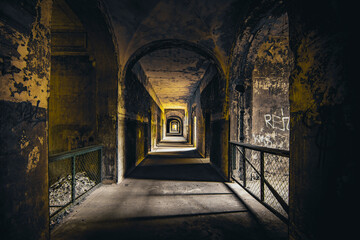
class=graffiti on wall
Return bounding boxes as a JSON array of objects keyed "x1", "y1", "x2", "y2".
[
  {"x1": 264, "y1": 108, "x2": 289, "y2": 131},
  {"x1": 14, "y1": 100, "x2": 46, "y2": 127},
  {"x1": 252, "y1": 133, "x2": 273, "y2": 148}
]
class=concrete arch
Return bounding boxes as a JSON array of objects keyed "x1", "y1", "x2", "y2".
[
  {"x1": 166, "y1": 116, "x2": 183, "y2": 136},
  {"x1": 122, "y1": 39, "x2": 226, "y2": 81},
  {"x1": 165, "y1": 109, "x2": 186, "y2": 138},
  {"x1": 123, "y1": 40, "x2": 230, "y2": 150}
]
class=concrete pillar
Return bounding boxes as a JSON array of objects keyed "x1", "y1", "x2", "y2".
[
  {"x1": 0, "y1": 0, "x2": 52, "y2": 239},
  {"x1": 288, "y1": 0, "x2": 355, "y2": 239}
]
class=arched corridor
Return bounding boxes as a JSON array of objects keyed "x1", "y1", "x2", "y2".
[{"x1": 0, "y1": 1, "x2": 356, "y2": 240}]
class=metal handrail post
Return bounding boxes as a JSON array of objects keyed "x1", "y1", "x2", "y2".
[
  {"x1": 99, "y1": 147, "x2": 103, "y2": 183},
  {"x1": 260, "y1": 151, "x2": 264, "y2": 201},
  {"x1": 243, "y1": 147, "x2": 246, "y2": 187},
  {"x1": 71, "y1": 155, "x2": 76, "y2": 203},
  {"x1": 231, "y1": 144, "x2": 235, "y2": 172}
]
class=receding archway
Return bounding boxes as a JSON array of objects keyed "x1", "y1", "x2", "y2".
[
  {"x1": 166, "y1": 116, "x2": 183, "y2": 136},
  {"x1": 122, "y1": 38, "x2": 229, "y2": 178}
]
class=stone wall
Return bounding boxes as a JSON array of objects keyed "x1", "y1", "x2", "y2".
[
  {"x1": 229, "y1": 3, "x2": 292, "y2": 151},
  {"x1": 51, "y1": 0, "x2": 119, "y2": 181},
  {"x1": 49, "y1": 55, "x2": 96, "y2": 154},
  {"x1": 192, "y1": 65, "x2": 229, "y2": 178},
  {"x1": 0, "y1": 0, "x2": 52, "y2": 239},
  {"x1": 119, "y1": 66, "x2": 162, "y2": 177},
  {"x1": 251, "y1": 14, "x2": 292, "y2": 150}
]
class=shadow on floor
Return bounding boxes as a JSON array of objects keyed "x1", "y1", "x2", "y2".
[
  {"x1": 127, "y1": 144, "x2": 224, "y2": 182},
  {"x1": 128, "y1": 163, "x2": 225, "y2": 182},
  {"x1": 127, "y1": 143, "x2": 224, "y2": 182},
  {"x1": 51, "y1": 143, "x2": 287, "y2": 240},
  {"x1": 68, "y1": 213, "x2": 268, "y2": 240},
  {"x1": 147, "y1": 149, "x2": 202, "y2": 158}
]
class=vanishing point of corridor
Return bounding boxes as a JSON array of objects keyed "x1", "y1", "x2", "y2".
[{"x1": 51, "y1": 137, "x2": 286, "y2": 240}]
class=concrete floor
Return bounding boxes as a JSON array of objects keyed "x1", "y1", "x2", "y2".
[
  {"x1": 161, "y1": 136, "x2": 188, "y2": 143},
  {"x1": 51, "y1": 140, "x2": 287, "y2": 240}
]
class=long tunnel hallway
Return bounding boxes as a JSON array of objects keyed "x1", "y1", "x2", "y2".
[
  {"x1": 51, "y1": 137, "x2": 287, "y2": 240},
  {"x1": 1, "y1": 1, "x2": 355, "y2": 240}
]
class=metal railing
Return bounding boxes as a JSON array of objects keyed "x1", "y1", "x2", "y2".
[
  {"x1": 229, "y1": 141, "x2": 289, "y2": 223},
  {"x1": 49, "y1": 145, "x2": 103, "y2": 217}
]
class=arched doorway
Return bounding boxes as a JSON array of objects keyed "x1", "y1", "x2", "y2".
[
  {"x1": 48, "y1": 0, "x2": 119, "y2": 216},
  {"x1": 166, "y1": 116, "x2": 182, "y2": 136},
  {"x1": 122, "y1": 39, "x2": 228, "y2": 176}
]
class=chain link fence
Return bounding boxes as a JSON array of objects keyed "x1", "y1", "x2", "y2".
[
  {"x1": 49, "y1": 146, "x2": 102, "y2": 217},
  {"x1": 230, "y1": 141, "x2": 289, "y2": 222}
]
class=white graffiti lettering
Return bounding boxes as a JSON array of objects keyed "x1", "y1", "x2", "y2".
[
  {"x1": 264, "y1": 108, "x2": 289, "y2": 131},
  {"x1": 253, "y1": 134, "x2": 273, "y2": 148}
]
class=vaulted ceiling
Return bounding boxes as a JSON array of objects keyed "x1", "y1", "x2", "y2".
[
  {"x1": 101, "y1": 0, "x2": 247, "y2": 109},
  {"x1": 101, "y1": 0, "x2": 246, "y2": 67},
  {"x1": 139, "y1": 48, "x2": 210, "y2": 109}
]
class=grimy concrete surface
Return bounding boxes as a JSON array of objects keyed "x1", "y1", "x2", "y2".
[{"x1": 51, "y1": 142, "x2": 287, "y2": 240}]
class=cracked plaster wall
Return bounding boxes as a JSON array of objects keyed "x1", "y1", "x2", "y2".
[
  {"x1": 0, "y1": 0, "x2": 52, "y2": 239},
  {"x1": 231, "y1": 12, "x2": 292, "y2": 150}
]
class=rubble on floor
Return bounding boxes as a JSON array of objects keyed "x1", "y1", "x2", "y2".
[{"x1": 49, "y1": 172, "x2": 96, "y2": 215}]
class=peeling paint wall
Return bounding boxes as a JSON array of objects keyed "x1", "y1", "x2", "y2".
[
  {"x1": 0, "y1": 0, "x2": 52, "y2": 239},
  {"x1": 248, "y1": 14, "x2": 292, "y2": 150},
  {"x1": 229, "y1": 2, "x2": 291, "y2": 150},
  {"x1": 0, "y1": 3, "x2": 50, "y2": 108},
  {"x1": 228, "y1": 0, "x2": 355, "y2": 239}
]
